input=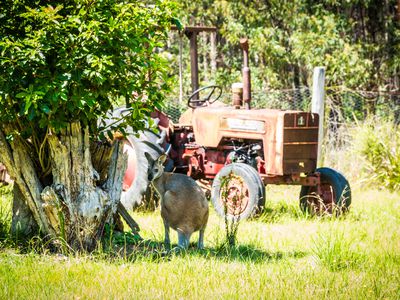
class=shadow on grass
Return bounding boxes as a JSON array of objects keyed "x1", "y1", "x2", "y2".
[
  {"x1": 1, "y1": 235, "x2": 308, "y2": 265},
  {"x1": 109, "y1": 238, "x2": 307, "y2": 264},
  {"x1": 192, "y1": 243, "x2": 307, "y2": 263},
  {"x1": 257, "y1": 199, "x2": 352, "y2": 223},
  {"x1": 257, "y1": 200, "x2": 305, "y2": 223}
]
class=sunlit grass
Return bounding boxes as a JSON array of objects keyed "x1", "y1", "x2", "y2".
[
  {"x1": 0, "y1": 185, "x2": 12, "y2": 240},
  {"x1": 0, "y1": 185, "x2": 399, "y2": 299}
]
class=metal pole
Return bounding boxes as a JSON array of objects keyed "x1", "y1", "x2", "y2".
[
  {"x1": 189, "y1": 32, "x2": 199, "y2": 97},
  {"x1": 311, "y1": 66, "x2": 326, "y2": 166},
  {"x1": 240, "y1": 38, "x2": 251, "y2": 109},
  {"x1": 178, "y1": 32, "x2": 183, "y2": 104}
]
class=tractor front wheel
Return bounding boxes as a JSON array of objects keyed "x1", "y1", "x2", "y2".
[
  {"x1": 300, "y1": 167, "x2": 351, "y2": 215},
  {"x1": 211, "y1": 163, "x2": 265, "y2": 220}
]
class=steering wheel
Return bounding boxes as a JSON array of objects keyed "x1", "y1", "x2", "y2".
[{"x1": 187, "y1": 85, "x2": 222, "y2": 108}]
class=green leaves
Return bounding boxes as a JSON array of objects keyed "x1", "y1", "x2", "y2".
[
  {"x1": 0, "y1": 0, "x2": 177, "y2": 138},
  {"x1": 175, "y1": 0, "x2": 397, "y2": 92}
]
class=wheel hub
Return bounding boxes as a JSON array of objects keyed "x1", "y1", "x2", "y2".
[
  {"x1": 304, "y1": 181, "x2": 336, "y2": 214},
  {"x1": 219, "y1": 175, "x2": 250, "y2": 216}
]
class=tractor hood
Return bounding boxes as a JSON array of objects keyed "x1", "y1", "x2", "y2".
[
  {"x1": 191, "y1": 106, "x2": 319, "y2": 175},
  {"x1": 192, "y1": 106, "x2": 318, "y2": 147}
]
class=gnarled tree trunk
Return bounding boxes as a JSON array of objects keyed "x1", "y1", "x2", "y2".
[{"x1": 0, "y1": 122, "x2": 127, "y2": 251}]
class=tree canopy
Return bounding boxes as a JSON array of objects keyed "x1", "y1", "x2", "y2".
[
  {"x1": 0, "y1": 0, "x2": 175, "y2": 135},
  {"x1": 173, "y1": 0, "x2": 399, "y2": 91}
]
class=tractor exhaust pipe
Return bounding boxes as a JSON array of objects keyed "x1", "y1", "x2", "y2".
[{"x1": 240, "y1": 38, "x2": 251, "y2": 110}]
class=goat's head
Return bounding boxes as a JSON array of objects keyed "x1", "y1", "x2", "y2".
[{"x1": 145, "y1": 152, "x2": 167, "y2": 182}]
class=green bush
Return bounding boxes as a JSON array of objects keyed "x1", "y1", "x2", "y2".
[{"x1": 354, "y1": 118, "x2": 400, "y2": 192}]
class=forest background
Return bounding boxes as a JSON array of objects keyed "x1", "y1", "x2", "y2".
[{"x1": 170, "y1": 0, "x2": 399, "y2": 99}]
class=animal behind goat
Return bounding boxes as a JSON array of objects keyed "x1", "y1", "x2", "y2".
[{"x1": 145, "y1": 152, "x2": 209, "y2": 250}]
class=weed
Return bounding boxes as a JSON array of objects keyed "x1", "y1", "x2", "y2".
[
  {"x1": 311, "y1": 227, "x2": 365, "y2": 271},
  {"x1": 220, "y1": 172, "x2": 244, "y2": 247}
]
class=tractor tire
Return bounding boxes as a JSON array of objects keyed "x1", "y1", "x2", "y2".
[
  {"x1": 299, "y1": 167, "x2": 351, "y2": 215},
  {"x1": 103, "y1": 107, "x2": 167, "y2": 211},
  {"x1": 120, "y1": 130, "x2": 164, "y2": 210},
  {"x1": 211, "y1": 163, "x2": 265, "y2": 221}
]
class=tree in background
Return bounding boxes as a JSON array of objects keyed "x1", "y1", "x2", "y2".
[
  {"x1": 173, "y1": 0, "x2": 399, "y2": 93},
  {"x1": 0, "y1": 0, "x2": 176, "y2": 250}
]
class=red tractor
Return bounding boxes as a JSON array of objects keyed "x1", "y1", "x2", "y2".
[{"x1": 121, "y1": 36, "x2": 351, "y2": 219}]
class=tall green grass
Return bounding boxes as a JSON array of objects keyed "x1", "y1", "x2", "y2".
[
  {"x1": 311, "y1": 227, "x2": 365, "y2": 271},
  {"x1": 353, "y1": 118, "x2": 400, "y2": 191},
  {"x1": 324, "y1": 117, "x2": 400, "y2": 192}
]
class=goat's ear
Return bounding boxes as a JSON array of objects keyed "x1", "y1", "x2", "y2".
[
  {"x1": 158, "y1": 154, "x2": 167, "y2": 164},
  {"x1": 144, "y1": 152, "x2": 153, "y2": 163}
]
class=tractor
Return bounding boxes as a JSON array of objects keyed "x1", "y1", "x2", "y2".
[{"x1": 121, "y1": 31, "x2": 351, "y2": 220}]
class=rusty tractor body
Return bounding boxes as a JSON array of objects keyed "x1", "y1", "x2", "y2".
[
  {"x1": 162, "y1": 99, "x2": 336, "y2": 219},
  {"x1": 161, "y1": 100, "x2": 350, "y2": 219}
]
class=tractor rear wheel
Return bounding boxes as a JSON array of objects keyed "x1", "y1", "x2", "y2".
[
  {"x1": 120, "y1": 130, "x2": 165, "y2": 210},
  {"x1": 211, "y1": 163, "x2": 265, "y2": 220},
  {"x1": 299, "y1": 167, "x2": 351, "y2": 215}
]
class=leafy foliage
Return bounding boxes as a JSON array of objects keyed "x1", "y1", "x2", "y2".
[
  {"x1": 169, "y1": 0, "x2": 399, "y2": 93},
  {"x1": 0, "y1": 0, "x2": 176, "y2": 137},
  {"x1": 354, "y1": 118, "x2": 400, "y2": 191}
]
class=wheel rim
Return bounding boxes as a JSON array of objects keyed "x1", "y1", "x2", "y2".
[
  {"x1": 219, "y1": 174, "x2": 250, "y2": 217},
  {"x1": 122, "y1": 141, "x2": 137, "y2": 191},
  {"x1": 303, "y1": 181, "x2": 336, "y2": 214}
]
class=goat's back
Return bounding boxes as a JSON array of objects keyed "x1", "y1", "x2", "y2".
[{"x1": 159, "y1": 173, "x2": 208, "y2": 233}]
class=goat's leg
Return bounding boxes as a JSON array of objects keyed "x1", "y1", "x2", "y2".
[
  {"x1": 163, "y1": 219, "x2": 171, "y2": 250},
  {"x1": 177, "y1": 230, "x2": 191, "y2": 249},
  {"x1": 198, "y1": 228, "x2": 205, "y2": 249}
]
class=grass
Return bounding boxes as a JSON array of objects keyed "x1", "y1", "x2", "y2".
[
  {"x1": 0, "y1": 184, "x2": 12, "y2": 240},
  {"x1": 0, "y1": 185, "x2": 399, "y2": 299}
]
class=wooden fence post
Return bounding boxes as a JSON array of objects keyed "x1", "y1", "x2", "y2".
[{"x1": 311, "y1": 67, "x2": 326, "y2": 166}]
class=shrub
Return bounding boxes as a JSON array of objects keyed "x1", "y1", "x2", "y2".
[
  {"x1": 323, "y1": 116, "x2": 400, "y2": 192},
  {"x1": 353, "y1": 118, "x2": 400, "y2": 192}
]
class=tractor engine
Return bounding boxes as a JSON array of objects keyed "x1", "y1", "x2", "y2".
[{"x1": 171, "y1": 123, "x2": 265, "y2": 179}]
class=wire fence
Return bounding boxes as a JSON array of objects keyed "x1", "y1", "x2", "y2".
[
  {"x1": 163, "y1": 86, "x2": 400, "y2": 132},
  {"x1": 163, "y1": 87, "x2": 313, "y2": 123}
]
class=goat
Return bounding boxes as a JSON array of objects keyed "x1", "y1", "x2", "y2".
[{"x1": 145, "y1": 153, "x2": 208, "y2": 250}]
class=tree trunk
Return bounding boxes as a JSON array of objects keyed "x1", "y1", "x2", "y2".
[
  {"x1": 0, "y1": 122, "x2": 127, "y2": 251},
  {"x1": 11, "y1": 184, "x2": 38, "y2": 238},
  {"x1": 202, "y1": 31, "x2": 209, "y2": 82},
  {"x1": 210, "y1": 32, "x2": 217, "y2": 73}
]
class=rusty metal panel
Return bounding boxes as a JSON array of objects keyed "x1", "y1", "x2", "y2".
[
  {"x1": 283, "y1": 159, "x2": 317, "y2": 174},
  {"x1": 191, "y1": 106, "x2": 319, "y2": 176},
  {"x1": 281, "y1": 112, "x2": 319, "y2": 174},
  {"x1": 284, "y1": 128, "x2": 318, "y2": 143},
  {"x1": 283, "y1": 144, "x2": 318, "y2": 159},
  {"x1": 284, "y1": 112, "x2": 319, "y2": 127}
]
